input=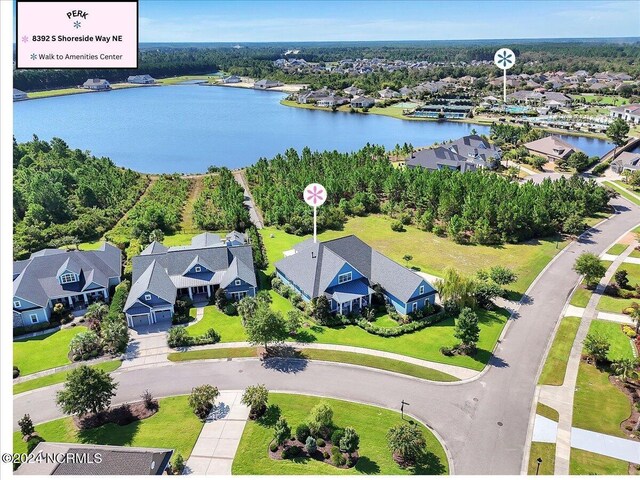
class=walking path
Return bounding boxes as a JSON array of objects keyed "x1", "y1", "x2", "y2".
[
  {"x1": 532, "y1": 414, "x2": 640, "y2": 464},
  {"x1": 602, "y1": 253, "x2": 640, "y2": 264},
  {"x1": 537, "y1": 242, "x2": 638, "y2": 475},
  {"x1": 233, "y1": 169, "x2": 264, "y2": 229},
  {"x1": 184, "y1": 390, "x2": 249, "y2": 475}
]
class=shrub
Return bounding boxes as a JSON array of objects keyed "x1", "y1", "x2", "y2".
[
  {"x1": 440, "y1": 346, "x2": 455, "y2": 356},
  {"x1": 172, "y1": 453, "x2": 185, "y2": 474},
  {"x1": 305, "y1": 436, "x2": 318, "y2": 454},
  {"x1": 331, "y1": 428, "x2": 345, "y2": 446},
  {"x1": 18, "y1": 414, "x2": 35, "y2": 438},
  {"x1": 288, "y1": 445, "x2": 301, "y2": 456},
  {"x1": 331, "y1": 446, "x2": 345, "y2": 466},
  {"x1": 390, "y1": 220, "x2": 405, "y2": 232},
  {"x1": 13, "y1": 366, "x2": 20, "y2": 379},
  {"x1": 387, "y1": 423, "x2": 427, "y2": 464},
  {"x1": 317, "y1": 438, "x2": 326, "y2": 447},
  {"x1": 69, "y1": 330, "x2": 101, "y2": 358},
  {"x1": 615, "y1": 270, "x2": 630, "y2": 289},
  {"x1": 167, "y1": 326, "x2": 190, "y2": 348},
  {"x1": 583, "y1": 333, "x2": 610, "y2": 363},
  {"x1": 274, "y1": 417, "x2": 291, "y2": 446},
  {"x1": 203, "y1": 328, "x2": 221, "y2": 343},
  {"x1": 307, "y1": 402, "x2": 333, "y2": 436},
  {"x1": 188, "y1": 384, "x2": 220, "y2": 419},
  {"x1": 241, "y1": 384, "x2": 269, "y2": 418},
  {"x1": 270, "y1": 442, "x2": 278, "y2": 452},
  {"x1": 26, "y1": 436, "x2": 43, "y2": 454},
  {"x1": 296, "y1": 423, "x2": 311, "y2": 442},
  {"x1": 107, "y1": 281, "x2": 130, "y2": 322},
  {"x1": 141, "y1": 390, "x2": 156, "y2": 410},
  {"x1": 623, "y1": 325, "x2": 637, "y2": 338},
  {"x1": 323, "y1": 451, "x2": 330, "y2": 459},
  {"x1": 340, "y1": 427, "x2": 360, "y2": 453}
]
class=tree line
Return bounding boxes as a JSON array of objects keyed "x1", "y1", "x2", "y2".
[
  {"x1": 13, "y1": 136, "x2": 147, "y2": 259},
  {"x1": 245, "y1": 144, "x2": 611, "y2": 244},
  {"x1": 192, "y1": 168, "x2": 250, "y2": 232}
]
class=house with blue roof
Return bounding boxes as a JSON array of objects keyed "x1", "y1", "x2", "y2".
[
  {"x1": 124, "y1": 232, "x2": 257, "y2": 327},
  {"x1": 275, "y1": 235, "x2": 436, "y2": 316}
]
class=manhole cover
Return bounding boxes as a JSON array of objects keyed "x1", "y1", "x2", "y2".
[{"x1": 497, "y1": 421, "x2": 503, "y2": 426}]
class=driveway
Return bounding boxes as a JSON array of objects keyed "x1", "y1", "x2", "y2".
[{"x1": 13, "y1": 197, "x2": 639, "y2": 474}]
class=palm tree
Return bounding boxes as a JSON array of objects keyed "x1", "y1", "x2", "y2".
[
  {"x1": 628, "y1": 302, "x2": 640, "y2": 335},
  {"x1": 611, "y1": 358, "x2": 640, "y2": 384}
]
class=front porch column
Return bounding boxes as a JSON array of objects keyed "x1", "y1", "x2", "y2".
[
  {"x1": 151, "y1": 311, "x2": 155, "y2": 324},
  {"x1": 83, "y1": 293, "x2": 89, "y2": 303},
  {"x1": 359, "y1": 297, "x2": 362, "y2": 309},
  {"x1": 68, "y1": 296, "x2": 74, "y2": 307},
  {"x1": 188, "y1": 287, "x2": 193, "y2": 300},
  {"x1": 207, "y1": 285, "x2": 211, "y2": 297},
  {"x1": 103, "y1": 288, "x2": 109, "y2": 300},
  {"x1": 339, "y1": 303, "x2": 343, "y2": 315}
]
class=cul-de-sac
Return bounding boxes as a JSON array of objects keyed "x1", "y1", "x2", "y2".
[{"x1": 10, "y1": 0, "x2": 640, "y2": 476}]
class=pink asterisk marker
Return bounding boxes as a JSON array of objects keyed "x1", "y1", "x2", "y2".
[
  {"x1": 21, "y1": 35, "x2": 29, "y2": 43},
  {"x1": 305, "y1": 185, "x2": 325, "y2": 205}
]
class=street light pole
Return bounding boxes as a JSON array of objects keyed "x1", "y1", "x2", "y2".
[{"x1": 536, "y1": 457, "x2": 543, "y2": 475}]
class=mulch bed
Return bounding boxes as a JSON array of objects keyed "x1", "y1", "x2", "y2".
[
  {"x1": 268, "y1": 439, "x2": 358, "y2": 469},
  {"x1": 611, "y1": 375, "x2": 640, "y2": 438},
  {"x1": 73, "y1": 400, "x2": 159, "y2": 430}
]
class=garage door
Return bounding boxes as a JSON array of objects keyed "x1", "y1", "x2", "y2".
[
  {"x1": 130, "y1": 314, "x2": 150, "y2": 327},
  {"x1": 155, "y1": 310, "x2": 173, "y2": 322}
]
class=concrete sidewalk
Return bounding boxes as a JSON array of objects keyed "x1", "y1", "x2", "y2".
[{"x1": 184, "y1": 390, "x2": 249, "y2": 475}]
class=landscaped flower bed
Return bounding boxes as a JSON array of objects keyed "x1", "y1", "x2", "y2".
[{"x1": 269, "y1": 437, "x2": 359, "y2": 469}]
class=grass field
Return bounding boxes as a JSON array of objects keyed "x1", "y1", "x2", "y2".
[
  {"x1": 589, "y1": 320, "x2": 635, "y2": 361},
  {"x1": 569, "y1": 284, "x2": 592, "y2": 308},
  {"x1": 169, "y1": 346, "x2": 459, "y2": 382},
  {"x1": 538, "y1": 317, "x2": 581, "y2": 386},
  {"x1": 232, "y1": 393, "x2": 448, "y2": 475},
  {"x1": 186, "y1": 298, "x2": 509, "y2": 371},
  {"x1": 155, "y1": 75, "x2": 213, "y2": 85},
  {"x1": 569, "y1": 448, "x2": 629, "y2": 475},
  {"x1": 607, "y1": 243, "x2": 628, "y2": 256},
  {"x1": 604, "y1": 181, "x2": 640, "y2": 207},
  {"x1": 536, "y1": 403, "x2": 560, "y2": 422},
  {"x1": 14, "y1": 360, "x2": 122, "y2": 395},
  {"x1": 13, "y1": 396, "x2": 202, "y2": 460},
  {"x1": 571, "y1": 94, "x2": 629, "y2": 106},
  {"x1": 597, "y1": 263, "x2": 640, "y2": 313},
  {"x1": 527, "y1": 442, "x2": 555, "y2": 475},
  {"x1": 14, "y1": 326, "x2": 86, "y2": 376},
  {"x1": 26, "y1": 87, "x2": 89, "y2": 99},
  {"x1": 261, "y1": 215, "x2": 567, "y2": 300}
]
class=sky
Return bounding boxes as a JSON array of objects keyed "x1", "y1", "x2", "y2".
[{"x1": 136, "y1": 0, "x2": 640, "y2": 42}]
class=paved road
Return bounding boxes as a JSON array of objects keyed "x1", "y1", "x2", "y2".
[
  {"x1": 14, "y1": 197, "x2": 639, "y2": 474},
  {"x1": 233, "y1": 169, "x2": 264, "y2": 229}
]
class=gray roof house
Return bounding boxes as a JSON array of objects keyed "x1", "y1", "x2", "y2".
[
  {"x1": 610, "y1": 104, "x2": 640, "y2": 125},
  {"x1": 127, "y1": 74, "x2": 156, "y2": 84},
  {"x1": 406, "y1": 135, "x2": 501, "y2": 172},
  {"x1": 275, "y1": 235, "x2": 436, "y2": 316},
  {"x1": 13, "y1": 243, "x2": 122, "y2": 329},
  {"x1": 222, "y1": 75, "x2": 242, "y2": 84},
  {"x1": 15, "y1": 443, "x2": 172, "y2": 475},
  {"x1": 82, "y1": 78, "x2": 111, "y2": 90},
  {"x1": 611, "y1": 152, "x2": 640, "y2": 174},
  {"x1": 254, "y1": 79, "x2": 283, "y2": 90},
  {"x1": 124, "y1": 232, "x2": 257, "y2": 327},
  {"x1": 350, "y1": 96, "x2": 375, "y2": 108},
  {"x1": 523, "y1": 135, "x2": 580, "y2": 162}
]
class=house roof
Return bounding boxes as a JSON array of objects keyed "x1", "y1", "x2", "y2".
[
  {"x1": 405, "y1": 146, "x2": 477, "y2": 171},
  {"x1": 15, "y1": 442, "x2": 172, "y2": 475},
  {"x1": 125, "y1": 260, "x2": 177, "y2": 310},
  {"x1": 443, "y1": 135, "x2": 501, "y2": 162},
  {"x1": 612, "y1": 152, "x2": 640, "y2": 169},
  {"x1": 13, "y1": 243, "x2": 121, "y2": 307},
  {"x1": 523, "y1": 135, "x2": 580, "y2": 160},
  {"x1": 275, "y1": 235, "x2": 435, "y2": 303}
]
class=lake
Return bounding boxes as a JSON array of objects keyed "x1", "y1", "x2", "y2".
[{"x1": 14, "y1": 85, "x2": 614, "y2": 173}]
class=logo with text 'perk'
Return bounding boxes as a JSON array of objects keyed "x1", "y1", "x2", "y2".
[{"x1": 67, "y1": 9, "x2": 89, "y2": 29}]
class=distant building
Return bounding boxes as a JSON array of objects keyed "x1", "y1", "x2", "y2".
[
  {"x1": 443, "y1": 134, "x2": 502, "y2": 168},
  {"x1": 83, "y1": 78, "x2": 111, "y2": 90},
  {"x1": 15, "y1": 443, "x2": 172, "y2": 475},
  {"x1": 127, "y1": 74, "x2": 156, "y2": 84},
  {"x1": 611, "y1": 152, "x2": 640, "y2": 174},
  {"x1": 13, "y1": 88, "x2": 28, "y2": 101},
  {"x1": 350, "y1": 96, "x2": 375, "y2": 108},
  {"x1": 407, "y1": 146, "x2": 481, "y2": 173},
  {"x1": 378, "y1": 87, "x2": 400, "y2": 99},
  {"x1": 222, "y1": 75, "x2": 241, "y2": 84},
  {"x1": 316, "y1": 95, "x2": 349, "y2": 107},
  {"x1": 523, "y1": 135, "x2": 580, "y2": 162},
  {"x1": 253, "y1": 79, "x2": 283, "y2": 90},
  {"x1": 610, "y1": 104, "x2": 640, "y2": 125},
  {"x1": 343, "y1": 85, "x2": 364, "y2": 96}
]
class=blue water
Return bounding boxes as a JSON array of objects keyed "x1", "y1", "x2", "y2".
[{"x1": 13, "y1": 85, "x2": 613, "y2": 173}]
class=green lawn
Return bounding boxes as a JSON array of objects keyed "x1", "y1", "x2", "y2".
[
  {"x1": 607, "y1": 243, "x2": 628, "y2": 256},
  {"x1": 14, "y1": 326, "x2": 86, "y2": 376},
  {"x1": 188, "y1": 299, "x2": 509, "y2": 371},
  {"x1": 27, "y1": 87, "x2": 89, "y2": 99},
  {"x1": 569, "y1": 285, "x2": 592, "y2": 308},
  {"x1": 261, "y1": 216, "x2": 567, "y2": 300},
  {"x1": 169, "y1": 346, "x2": 458, "y2": 382},
  {"x1": 569, "y1": 448, "x2": 629, "y2": 475},
  {"x1": 155, "y1": 75, "x2": 212, "y2": 85},
  {"x1": 536, "y1": 403, "x2": 560, "y2": 422},
  {"x1": 597, "y1": 263, "x2": 640, "y2": 313},
  {"x1": 232, "y1": 393, "x2": 448, "y2": 475},
  {"x1": 528, "y1": 442, "x2": 555, "y2": 475},
  {"x1": 572, "y1": 361, "x2": 631, "y2": 438},
  {"x1": 539, "y1": 317, "x2": 582, "y2": 386},
  {"x1": 589, "y1": 320, "x2": 635, "y2": 362},
  {"x1": 13, "y1": 396, "x2": 202, "y2": 459},
  {"x1": 14, "y1": 360, "x2": 122, "y2": 395},
  {"x1": 630, "y1": 249, "x2": 640, "y2": 259},
  {"x1": 604, "y1": 181, "x2": 640, "y2": 207},
  {"x1": 571, "y1": 94, "x2": 629, "y2": 106}
]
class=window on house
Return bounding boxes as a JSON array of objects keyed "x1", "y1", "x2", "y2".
[
  {"x1": 232, "y1": 291, "x2": 247, "y2": 301},
  {"x1": 195, "y1": 266, "x2": 202, "y2": 273},
  {"x1": 235, "y1": 279, "x2": 241, "y2": 286},
  {"x1": 30, "y1": 314, "x2": 38, "y2": 323},
  {"x1": 419, "y1": 286, "x2": 425, "y2": 295},
  {"x1": 144, "y1": 294, "x2": 152, "y2": 301},
  {"x1": 412, "y1": 302, "x2": 418, "y2": 312},
  {"x1": 60, "y1": 273, "x2": 76, "y2": 284},
  {"x1": 338, "y1": 272, "x2": 352, "y2": 284},
  {"x1": 14, "y1": 300, "x2": 21, "y2": 308}
]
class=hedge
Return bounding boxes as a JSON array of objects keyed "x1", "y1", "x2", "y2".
[{"x1": 107, "y1": 280, "x2": 130, "y2": 322}]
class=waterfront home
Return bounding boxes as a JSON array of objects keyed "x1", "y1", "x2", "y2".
[
  {"x1": 611, "y1": 152, "x2": 640, "y2": 174},
  {"x1": 254, "y1": 79, "x2": 283, "y2": 90},
  {"x1": 610, "y1": 104, "x2": 640, "y2": 125},
  {"x1": 297, "y1": 87, "x2": 332, "y2": 104},
  {"x1": 378, "y1": 87, "x2": 401, "y2": 99},
  {"x1": 399, "y1": 86, "x2": 413, "y2": 97},
  {"x1": 124, "y1": 232, "x2": 257, "y2": 327},
  {"x1": 350, "y1": 96, "x2": 375, "y2": 108},
  {"x1": 316, "y1": 95, "x2": 349, "y2": 107},
  {"x1": 82, "y1": 78, "x2": 111, "y2": 90},
  {"x1": 13, "y1": 243, "x2": 122, "y2": 329},
  {"x1": 343, "y1": 85, "x2": 364, "y2": 96},
  {"x1": 13, "y1": 88, "x2": 27, "y2": 101},
  {"x1": 15, "y1": 443, "x2": 172, "y2": 475},
  {"x1": 275, "y1": 235, "x2": 436, "y2": 316},
  {"x1": 127, "y1": 74, "x2": 156, "y2": 84},
  {"x1": 443, "y1": 134, "x2": 502, "y2": 168},
  {"x1": 222, "y1": 75, "x2": 242, "y2": 84},
  {"x1": 523, "y1": 135, "x2": 580, "y2": 162},
  {"x1": 406, "y1": 146, "x2": 483, "y2": 173}
]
